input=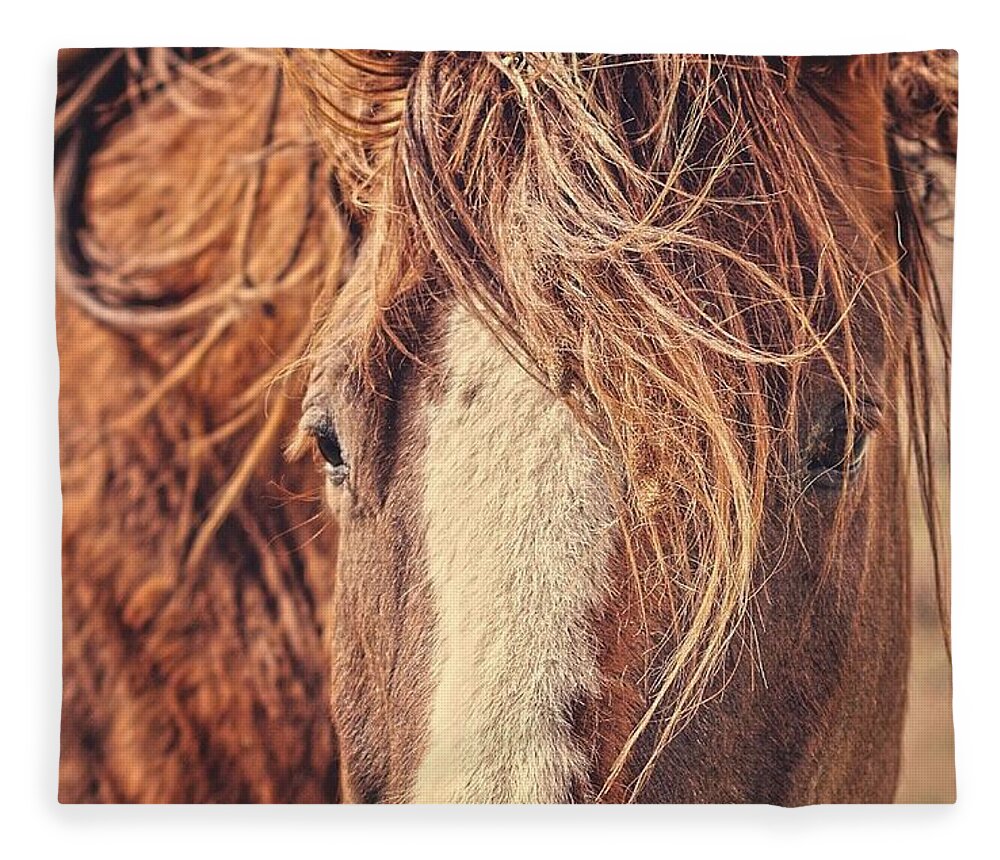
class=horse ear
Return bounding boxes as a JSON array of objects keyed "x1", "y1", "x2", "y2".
[
  {"x1": 797, "y1": 54, "x2": 890, "y2": 118},
  {"x1": 797, "y1": 55, "x2": 897, "y2": 235},
  {"x1": 283, "y1": 50, "x2": 423, "y2": 212}
]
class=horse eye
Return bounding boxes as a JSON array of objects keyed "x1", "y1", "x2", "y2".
[
  {"x1": 314, "y1": 429, "x2": 349, "y2": 486},
  {"x1": 806, "y1": 421, "x2": 870, "y2": 488}
]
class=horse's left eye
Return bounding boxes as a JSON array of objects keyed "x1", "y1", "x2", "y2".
[
  {"x1": 806, "y1": 420, "x2": 870, "y2": 488},
  {"x1": 314, "y1": 428, "x2": 349, "y2": 486}
]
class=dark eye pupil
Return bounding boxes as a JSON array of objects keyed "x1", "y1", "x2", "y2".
[
  {"x1": 808, "y1": 422, "x2": 867, "y2": 474},
  {"x1": 315, "y1": 430, "x2": 344, "y2": 468}
]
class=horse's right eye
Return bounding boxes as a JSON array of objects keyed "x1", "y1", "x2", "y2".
[
  {"x1": 802, "y1": 395, "x2": 884, "y2": 491},
  {"x1": 806, "y1": 421, "x2": 869, "y2": 486},
  {"x1": 314, "y1": 429, "x2": 349, "y2": 486}
]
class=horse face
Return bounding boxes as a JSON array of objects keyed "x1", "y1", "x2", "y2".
[
  {"x1": 301, "y1": 55, "x2": 917, "y2": 803},
  {"x1": 303, "y1": 300, "x2": 615, "y2": 803}
]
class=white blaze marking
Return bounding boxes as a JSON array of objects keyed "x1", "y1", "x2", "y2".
[{"x1": 412, "y1": 308, "x2": 614, "y2": 803}]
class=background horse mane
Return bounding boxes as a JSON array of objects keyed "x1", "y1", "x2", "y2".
[
  {"x1": 56, "y1": 49, "x2": 955, "y2": 802},
  {"x1": 57, "y1": 49, "x2": 346, "y2": 801}
]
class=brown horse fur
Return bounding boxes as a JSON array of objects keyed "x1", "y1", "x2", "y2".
[
  {"x1": 56, "y1": 49, "x2": 955, "y2": 803},
  {"x1": 57, "y1": 49, "x2": 347, "y2": 802}
]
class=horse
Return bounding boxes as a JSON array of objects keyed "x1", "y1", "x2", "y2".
[
  {"x1": 55, "y1": 49, "x2": 955, "y2": 804},
  {"x1": 285, "y1": 50, "x2": 954, "y2": 803}
]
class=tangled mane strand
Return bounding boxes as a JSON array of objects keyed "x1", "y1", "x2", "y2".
[
  {"x1": 293, "y1": 51, "x2": 951, "y2": 799},
  {"x1": 888, "y1": 50, "x2": 956, "y2": 655},
  {"x1": 282, "y1": 50, "x2": 421, "y2": 225}
]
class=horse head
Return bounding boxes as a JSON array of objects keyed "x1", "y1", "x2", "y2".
[{"x1": 288, "y1": 52, "x2": 952, "y2": 803}]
